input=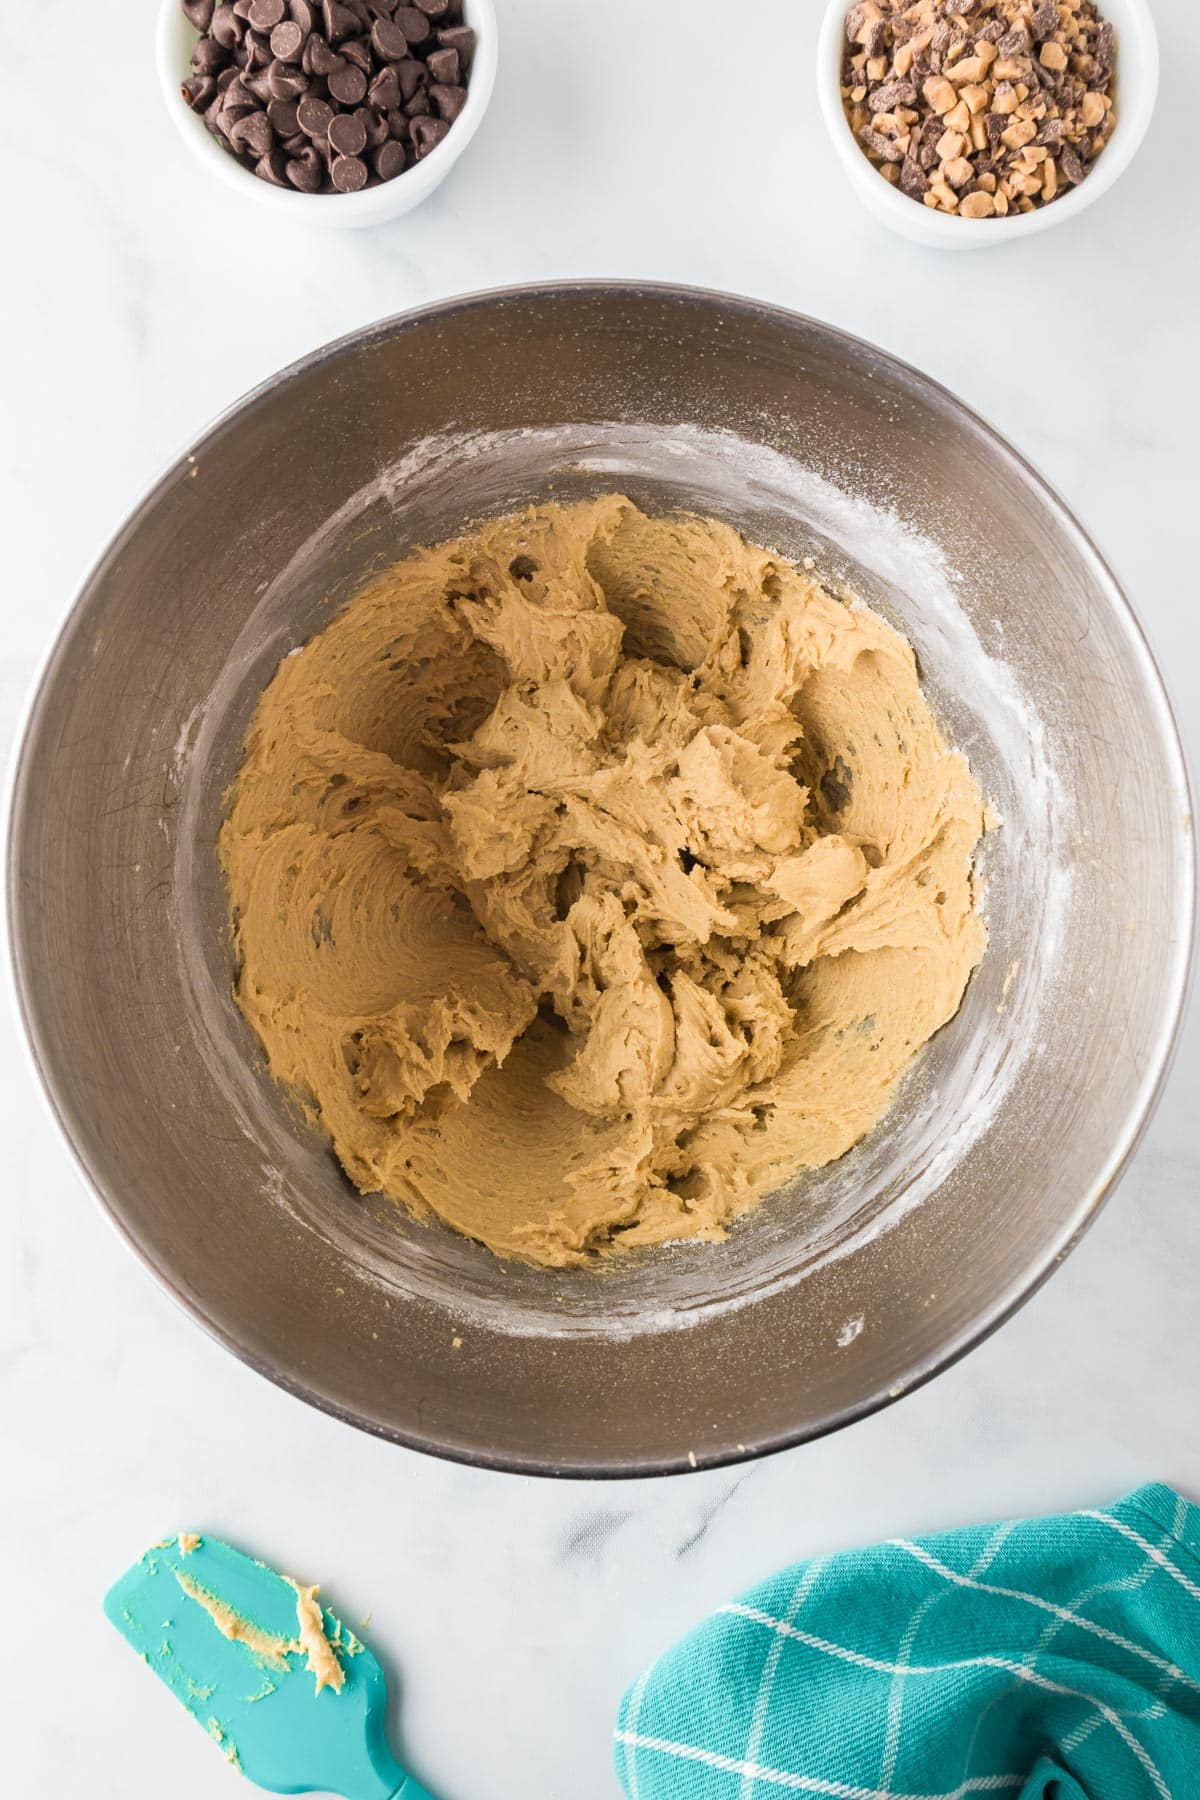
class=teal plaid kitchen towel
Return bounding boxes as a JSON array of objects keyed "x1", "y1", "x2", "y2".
[{"x1": 614, "y1": 1484, "x2": 1200, "y2": 1799}]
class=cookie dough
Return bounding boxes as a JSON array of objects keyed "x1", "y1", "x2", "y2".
[
  {"x1": 174, "y1": 1571, "x2": 294, "y2": 1669},
  {"x1": 289, "y1": 1582, "x2": 346, "y2": 1695},
  {"x1": 221, "y1": 496, "x2": 988, "y2": 1267},
  {"x1": 174, "y1": 1570, "x2": 345, "y2": 1695}
]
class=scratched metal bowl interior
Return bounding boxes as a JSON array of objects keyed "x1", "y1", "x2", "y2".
[{"x1": 9, "y1": 287, "x2": 1192, "y2": 1476}]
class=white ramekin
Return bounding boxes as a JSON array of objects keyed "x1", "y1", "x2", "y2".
[
  {"x1": 816, "y1": 0, "x2": 1158, "y2": 249},
  {"x1": 157, "y1": 0, "x2": 497, "y2": 228}
]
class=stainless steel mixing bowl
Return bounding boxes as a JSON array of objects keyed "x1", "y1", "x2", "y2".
[{"x1": 8, "y1": 285, "x2": 1193, "y2": 1476}]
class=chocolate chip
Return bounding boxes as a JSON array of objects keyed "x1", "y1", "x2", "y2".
[
  {"x1": 297, "y1": 92, "x2": 334, "y2": 135},
  {"x1": 371, "y1": 16, "x2": 409, "y2": 58},
  {"x1": 1095, "y1": 19, "x2": 1114, "y2": 71},
  {"x1": 305, "y1": 30, "x2": 341, "y2": 72},
  {"x1": 223, "y1": 71, "x2": 256, "y2": 108},
  {"x1": 331, "y1": 151, "x2": 368, "y2": 189},
  {"x1": 394, "y1": 5, "x2": 431, "y2": 43},
  {"x1": 322, "y1": 0, "x2": 358, "y2": 40},
  {"x1": 267, "y1": 95, "x2": 300, "y2": 133},
  {"x1": 820, "y1": 758, "x2": 853, "y2": 813},
  {"x1": 373, "y1": 137, "x2": 407, "y2": 178},
  {"x1": 358, "y1": 103, "x2": 390, "y2": 147},
  {"x1": 368, "y1": 63, "x2": 401, "y2": 107},
  {"x1": 231, "y1": 107, "x2": 276, "y2": 155},
  {"x1": 244, "y1": 29, "x2": 274, "y2": 68},
  {"x1": 328, "y1": 109, "x2": 368, "y2": 153},
  {"x1": 394, "y1": 57, "x2": 426, "y2": 98},
  {"x1": 435, "y1": 24, "x2": 474, "y2": 66},
  {"x1": 191, "y1": 35, "x2": 229, "y2": 73},
  {"x1": 429, "y1": 81, "x2": 466, "y2": 121},
  {"x1": 329, "y1": 60, "x2": 367, "y2": 101},
  {"x1": 270, "y1": 18, "x2": 305, "y2": 58},
  {"x1": 267, "y1": 60, "x2": 308, "y2": 97},
  {"x1": 287, "y1": 143, "x2": 326, "y2": 188},
  {"x1": 410, "y1": 112, "x2": 449, "y2": 156},
  {"x1": 185, "y1": 0, "x2": 474, "y2": 194},
  {"x1": 256, "y1": 146, "x2": 291, "y2": 184},
  {"x1": 425, "y1": 45, "x2": 458, "y2": 83},
  {"x1": 210, "y1": 6, "x2": 244, "y2": 49},
  {"x1": 181, "y1": 73, "x2": 218, "y2": 110}
]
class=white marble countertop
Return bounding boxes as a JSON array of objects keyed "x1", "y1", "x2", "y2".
[{"x1": 2, "y1": 2, "x2": 1197, "y2": 1795}]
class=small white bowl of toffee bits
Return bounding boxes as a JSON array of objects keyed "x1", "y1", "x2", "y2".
[
  {"x1": 158, "y1": 0, "x2": 497, "y2": 225},
  {"x1": 817, "y1": 0, "x2": 1158, "y2": 247}
]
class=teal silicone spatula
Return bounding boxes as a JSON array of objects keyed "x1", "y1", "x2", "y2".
[{"x1": 104, "y1": 1533, "x2": 434, "y2": 1799}]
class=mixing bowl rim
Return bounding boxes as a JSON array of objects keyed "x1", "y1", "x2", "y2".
[{"x1": 6, "y1": 280, "x2": 1196, "y2": 1478}]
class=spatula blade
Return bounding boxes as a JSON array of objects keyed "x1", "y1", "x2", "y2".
[{"x1": 105, "y1": 1534, "x2": 420, "y2": 1799}]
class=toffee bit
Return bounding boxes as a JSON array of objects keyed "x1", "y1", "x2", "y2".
[{"x1": 840, "y1": 0, "x2": 1117, "y2": 216}]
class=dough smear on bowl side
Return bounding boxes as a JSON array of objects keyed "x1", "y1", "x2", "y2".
[{"x1": 220, "y1": 495, "x2": 990, "y2": 1268}]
